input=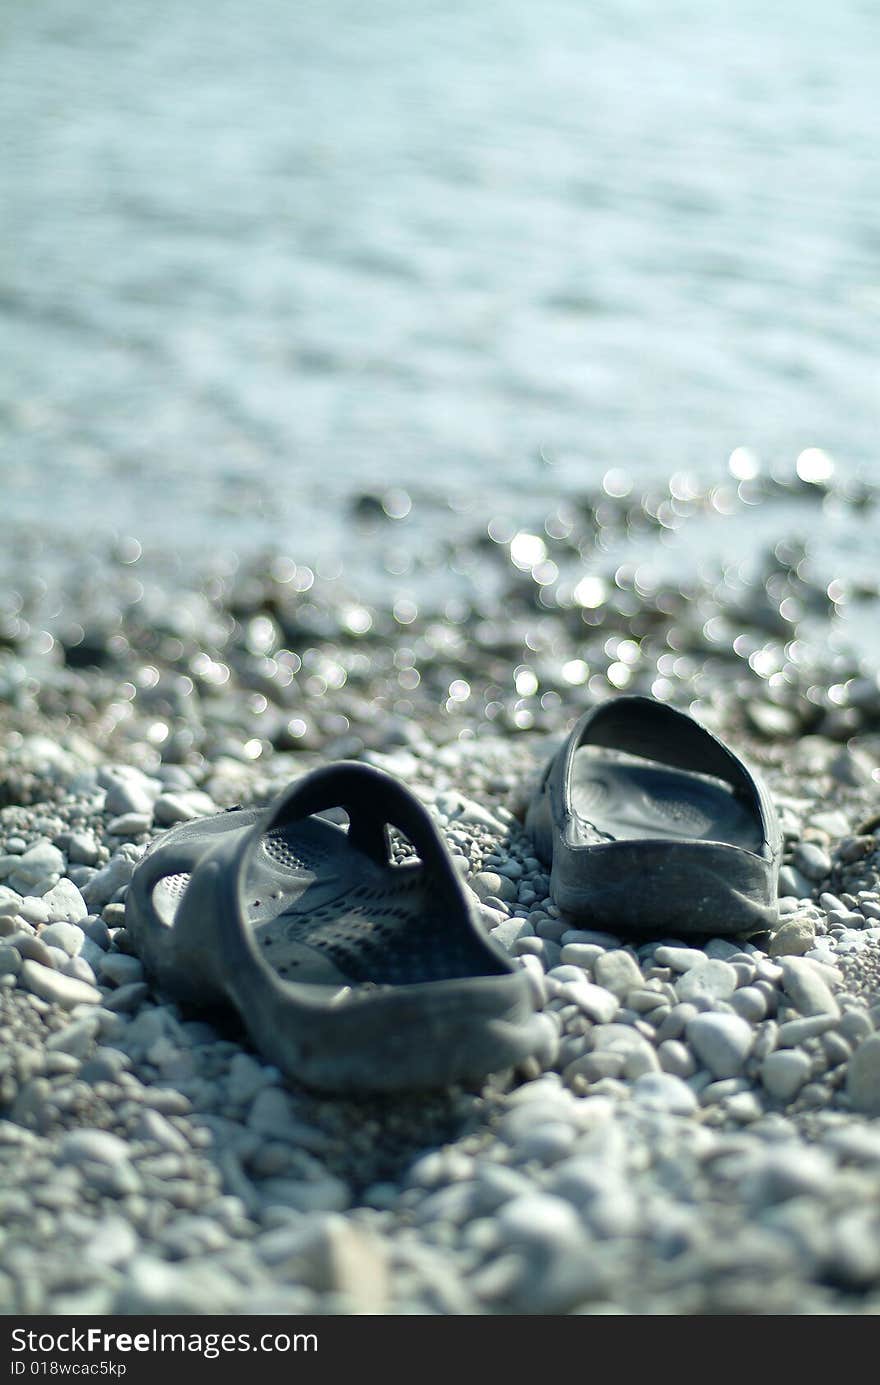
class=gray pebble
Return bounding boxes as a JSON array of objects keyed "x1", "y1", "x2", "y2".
[
  {"x1": 730, "y1": 986, "x2": 768, "y2": 1023},
  {"x1": 15, "y1": 841, "x2": 66, "y2": 883},
  {"x1": 593, "y1": 950, "x2": 643, "y2": 998},
  {"x1": 793, "y1": 842, "x2": 832, "y2": 882},
  {"x1": 846, "y1": 1034, "x2": 880, "y2": 1115},
  {"x1": 839, "y1": 1009, "x2": 875, "y2": 1045},
  {"x1": 68, "y1": 832, "x2": 100, "y2": 866},
  {"x1": 560, "y1": 980, "x2": 619, "y2": 1024},
  {"x1": 779, "y1": 957, "x2": 840, "y2": 1019},
  {"x1": 19, "y1": 959, "x2": 101, "y2": 1008},
  {"x1": 655, "y1": 1003, "x2": 700, "y2": 1042},
  {"x1": 559, "y1": 942, "x2": 604, "y2": 971},
  {"x1": 135, "y1": 1108, "x2": 190, "y2": 1153},
  {"x1": 471, "y1": 872, "x2": 517, "y2": 904},
  {"x1": 58, "y1": 1127, "x2": 130, "y2": 1166},
  {"x1": 101, "y1": 767, "x2": 159, "y2": 817},
  {"x1": 630, "y1": 1071, "x2": 697, "y2": 1116},
  {"x1": 657, "y1": 1039, "x2": 696, "y2": 1078},
  {"x1": 108, "y1": 813, "x2": 153, "y2": 837},
  {"x1": 63, "y1": 955, "x2": 98, "y2": 986},
  {"x1": 653, "y1": 945, "x2": 708, "y2": 972},
  {"x1": 768, "y1": 917, "x2": 816, "y2": 957},
  {"x1": 40, "y1": 921, "x2": 85, "y2": 956},
  {"x1": 19, "y1": 897, "x2": 50, "y2": 925},
  {"x1": 686, "y1": 1012, "x2": 754, "y2": 1078},
  {"x1": 153, "y1": 791, "x2": 216, "y2": 825},
  {"x1": 761, "y1": 1048, "x2": 811, "y2": 1101},
  {"x1": 675, "y1": 959, "x2": 738, "y2": 1006},
  {"x1": 778, "y1": 865, "x2": 813, "y2": 899}
]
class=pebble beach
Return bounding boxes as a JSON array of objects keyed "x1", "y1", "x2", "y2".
[
  {"x1": 5, "y1": 0, "x2": 880, "y2": 1321},
  {"x1": 2, "y1": 471, "x2": 880, "y2": 1316}
]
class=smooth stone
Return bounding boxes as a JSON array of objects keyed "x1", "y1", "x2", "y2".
[
  {"x1": 761, "y1": 1048, "x2": 812, "y2": 1101},
  {"x1": 776, "y1": 1014, "x2": 836, "y2": 1046},
  {"x1": 153, "y1": 792, "x2": 217, "y2": 826},
  {"x1": 675, "y1": 959, "x2": 738, "y2": 1006},
  {"x1": 839, "y1": 1010, "x2": 875, "y2": 1045},
  {"x1": 846, "y1": 1034, "x2": 880, "y2": 1115},
  {"x1": 58, "y1": 1128, "x2": 130, "y2": 1166},
  {"x1": 470, "y1": 872, "x2": 517, "y2": 904},
  {"x1": 769, "y1": 917, "x2": 817, "y2": 958},
  {"x1": 86, "y1": 1217, "x2": 140, "y2": 1268},
  {"x1": 68, "y1": 832, "x2": 100, "y2": 866},
  {"x1": 83, "y1": 917, "x2": 112, "y2": 949},
  {"x1": 41, "y1": 880, "x2": 88, "y2": 924},
  {"x1": 8, "y1": 931, "x2": 53, "y2": 966},
  {"x1": 0, "y1": 943, "x2": 22, "y2": 976},
  {"x1": 108, "y1": 813, "x2": 153, "y2": 837},
  {"x1": 15, "y1": 841, "x2": 65, "y2": 882},
  {"x1": 559, "y1": 943, "x2": 605, "y2": 971},
  {"x1": 82, "y1": 855, "x2": 136, "y2": 910},
  {"x1": 657, "y1": 1039, "x2": 696, "y2": 1078},
  {"x1": 64, "y1": 955, "x2": 97, "y2": 985},
  {"x1": 100, "y1": 767, "x2": 159, "y2": 817},
  {"x1": 590, "y1": 1023, "x2": 659, "y2": 1077},
  {"x1": 793, "y1": 842, "x2": 832, "y2": 882},
  {"x1": 496, "y1": 1192, "x2": 583, "y2": 1252},
  {"x1": 719, "y1": 1091, "x2": 761, "y2": 1124},
  {"x1": 729, "y1": 986, "x2": 768, "y2": 1023},
  {"x1": 20, "y1": 959, "x2": 101, "y2": 1008},
  {"x1": 819, "y1": 891, "x2": 847, "y2": 914},
  {"x1": 559, "y1": 980, "x2": 619, "y2": 1024},
  {"x1": 565, "y1": 1051, "x2": 624, "y2": 1084},
  {"x1": 653, "y1": 945, "x2": 707, "y2": 972},
  {"x1": 778, "y1": 866, "x2": 813, "y2": 900},
  {"x1": 779, "y1": 957, "x2": 840, "y2": 1018},
  {"x1": 19, "y1": 897, "x2": 50, "y2": 925},
  {"x1": 630, "y1": 1071, "x2": 697, "y2": 1116},
  {"x1": 492, "y1": 918, "x2": 533, "y2": 949},
  {"x1": 0, "y1": 886, "x2": 24, "y2": 917},
  {"x1": 655, "y1": 1002, "x2": 700, "y2": 1042},
  {"x1": 686, "y1": 1012, "x2": 754, "y2": 1078},
  {"x1": 135, "y1": 1108, "x2": 190, "y2": 1153},
  {"x1": 40, "y1": 921, "x2": 85, "y2": 956},
  {"x1": 593, "y1": 950, "x2": 643, "y2": 999}
]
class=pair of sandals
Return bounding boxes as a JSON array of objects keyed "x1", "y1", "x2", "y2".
[{"x1": 127, "y1": 696, "x2": 781, "y2": 1093}]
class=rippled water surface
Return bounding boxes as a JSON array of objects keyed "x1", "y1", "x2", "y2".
[{"x1": 3, "y1": 0, "x2": 879, "y2": 586}]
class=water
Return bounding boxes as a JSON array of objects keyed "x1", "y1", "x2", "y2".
[{"x1": 2, "y1": 0, "x2": 879, "y2": 586}]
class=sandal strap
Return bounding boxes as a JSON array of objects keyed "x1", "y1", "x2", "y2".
[
  {"x1": 133, "y1": 836, "x2": 219, "y2": 892},
  {"x1": 254, "y1": 761, "x2": 458, "y2": 886}
]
